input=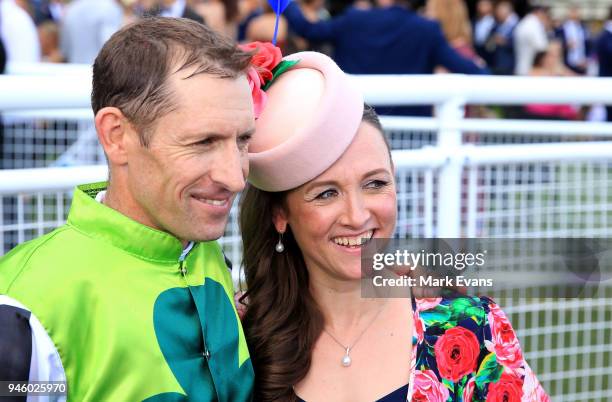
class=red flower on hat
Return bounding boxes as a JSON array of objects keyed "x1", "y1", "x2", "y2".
[
  {"x1": 239, "y1": 41, "x2": 282, "y2": 85},
  {"x1": 239, "y1": 41, "x2": 284, "y2": 119},
  {"x1": 245, "y1": 66, "x2": 266, "y2": 119}
]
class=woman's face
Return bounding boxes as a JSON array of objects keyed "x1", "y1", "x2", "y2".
[{"x1": 275, "y1": 122, "x2": 397, "y2": 282}]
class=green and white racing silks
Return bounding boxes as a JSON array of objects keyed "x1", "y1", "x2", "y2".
[{"x1": 0, "y1": 182, "x2": 254, "y2": 401}]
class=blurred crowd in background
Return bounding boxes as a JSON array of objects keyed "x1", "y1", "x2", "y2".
[{"x1": 1, "y1": 0, "x2": 612, "y2": 120}]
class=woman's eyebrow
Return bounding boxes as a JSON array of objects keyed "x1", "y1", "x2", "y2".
[
  {"x1": 362, "y1": 168, "x2": 391, "y2": 178},
  {"x1": 303, "y1": 180, "x2": 338, "y2": 194}
]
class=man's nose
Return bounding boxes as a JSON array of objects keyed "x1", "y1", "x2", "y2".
[{"x1": 210, "y1": 143, "x2": 247, "y2": 193}]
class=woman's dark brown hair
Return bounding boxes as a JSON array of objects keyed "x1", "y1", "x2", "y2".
[{"x1": 239, "y1": 105, "x2": 388, "y2": 401}]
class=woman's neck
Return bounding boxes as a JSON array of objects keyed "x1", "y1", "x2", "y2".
[{"x1": 308, "y1": 273, "x2": 386, "y2": 333}]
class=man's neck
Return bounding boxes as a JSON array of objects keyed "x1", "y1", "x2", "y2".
[{"x1": 104, "y1": 186, "x2": 191, "y2": 248}]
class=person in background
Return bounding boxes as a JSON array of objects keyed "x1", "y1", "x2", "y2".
[
  {"x1": 236, "y1": 0, "x2": 262, "y2": 42},
  {"x1": 488, "y1": 0, "x2": 518, "y2": 75},
  {"x1": 38, "y1": 20, "x2": 63, "y2": 62},
  {"x1": 244, "y1": 2, "x2": 295, "y2": 53},
  {"x1": 0, "y1": 0, "x2": 41, "y2": 63},
  {"x1": 426, "y1": 0, "x2": 476, "y2": 60},
  {"x1": 118, "y1": 0, "x2": 139, "y2": 26},
  {"x1": 191, "y1": 0, "x2": 240, "y2": 37},
  {"x1": 47, "y1": 0, "x2": 64, "y2": 21},
  {"x1": 0, "y1": 37, "x2": 5, "y2": 73},
  {"x1": 555, "y1": 4, "x2": 590, "y2": 75},
  {"x1": 60, "y1": 0, "x2": 122, "y2": 64},
  {"x1": 524, "y1": 41, "x2": 580, "y2": 121},
  {"x1": 597, "y1": 6, "x2": 612, "y2": 122},
  {"x1": 283, "y1": 0, "x2": 487, "y2": 116},
  {"x1": 513, "y1": 4, "x2": 550, "y2": 75},
  {"x1": 473, "y1": 0, "x2": 495, "y2": 66},
  {"x1": 293, "y1": 0, "x2": 333, "y2": 54},
  {"x1": 29, "y1": 0, "x2": 64, "y2": 24},
  {"x1": 147, "y1": 0, "x2": 204, "y2": 23}
]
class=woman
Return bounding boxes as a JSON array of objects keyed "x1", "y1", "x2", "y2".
[
  {"x1": 426, "y1": 0, "x2": 477, "y2": 61},
  {"x1": 524, "y1": 42, "x2": 580, "y2": 120},
  {"x1": 240, "y1": 51, "x2": 548, "y2": 401}
]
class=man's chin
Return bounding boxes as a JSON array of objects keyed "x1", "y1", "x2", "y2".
[{"x1": 182, "y1": 222, "x2": 229, "y2": 243}]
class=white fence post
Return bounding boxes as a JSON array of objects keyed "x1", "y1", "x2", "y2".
[{"x1": 435, "y1": 97, "x2": 465, "y2": 238}]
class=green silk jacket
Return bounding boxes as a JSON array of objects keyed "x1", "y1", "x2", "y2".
[{"x1": 0, "y1": 182, "x2": 254, "y2": 401}]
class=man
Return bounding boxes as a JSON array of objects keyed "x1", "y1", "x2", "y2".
[
  {"x1": 556, "y1": 5, "x2": 590, "y2": 75},
  {"x1": 0, "y1": 18, "x2": 255, "y2": 401},
  {"x1": 489, "y1": 0, "x2": 518, "y2": 75},
  {"x1": 0, "y1": 0, "x2": 41, "y2": 63},
  {"x1": 473, "y1": 0, "x2": 495, "y2": 66},
  {"x1": 597, "y1": 7, "x2": 612, "y2": 121},
  {"x1": 60, "y1": 0, "x2": 122, "y2": 64},
  {"x1": 283, "y1": 0, "x2": 486, "y2": 116},
  {"x1": 513, "y1": 5, "x2": 550, "y2": 75}
]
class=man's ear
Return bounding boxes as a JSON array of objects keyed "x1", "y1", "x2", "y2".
[
  {"x1": 272, "y1": 205, "x2": 289, "y2": 233},
  {"x1": 95, "y1": 107, "x2": 132, "y2": 166}
]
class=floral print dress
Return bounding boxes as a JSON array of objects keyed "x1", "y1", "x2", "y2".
[{"x1": 407, "y1": 296, "x2": 550, "y2": 402}]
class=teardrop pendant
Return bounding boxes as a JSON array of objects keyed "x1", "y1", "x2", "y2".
[{"x1": 341, "y1": 348, "x2": 351, "y2": 367}]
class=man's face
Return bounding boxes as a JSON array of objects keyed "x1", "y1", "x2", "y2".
[
  {"x1": 477, "y1": 0, "x2": 493, "y2": 17},
  {"x1": 123, "y1": 70, "x2": 254, "y2": 243}
]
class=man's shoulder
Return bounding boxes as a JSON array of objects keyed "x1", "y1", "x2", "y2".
[
  {"x1": 0, "y1": 224, "x2": 89, "y2": 294},
  {"x1": 0, "y1": 227, "x2": 69, "y2": 290}
]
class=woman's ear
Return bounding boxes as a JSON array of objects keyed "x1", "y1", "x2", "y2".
[{"x1": 272, "y1": 205, "x2": 288, "y2": 233}]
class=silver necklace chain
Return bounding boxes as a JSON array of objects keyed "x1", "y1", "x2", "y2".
[{"x1": 323, "y1": 302, "x2": 387, "y2": 368}]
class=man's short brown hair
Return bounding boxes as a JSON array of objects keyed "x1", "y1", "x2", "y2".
[{"x1": 92, "y1": 17, "x2": 252, "y2": 146}]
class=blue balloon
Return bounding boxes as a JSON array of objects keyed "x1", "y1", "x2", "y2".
[{"x1": 267, "y1": 0, "x2": 291, "y2": 14}]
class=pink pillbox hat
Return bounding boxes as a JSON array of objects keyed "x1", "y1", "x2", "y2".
[{"x1": 247, "y1": 51, "x2": 364, "y2": 192}]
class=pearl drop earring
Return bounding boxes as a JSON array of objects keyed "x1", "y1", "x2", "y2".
[{"x1": 275, "y1": 232, "x2": 285, "y2": 253}]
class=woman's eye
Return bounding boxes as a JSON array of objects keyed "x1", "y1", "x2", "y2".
[
  {"x1": 316, "y1": 189, "x2": 337, "y2": 200},
  {"x1": 365, "y1": 180, "x2": 389, "y2": 189}
]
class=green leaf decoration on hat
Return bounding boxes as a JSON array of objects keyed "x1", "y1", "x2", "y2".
[{"x1": 262, "y1": 59, "x2": 300, "y2": 91}]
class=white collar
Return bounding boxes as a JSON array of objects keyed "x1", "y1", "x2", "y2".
[{"x1": 95, "y1": 190, "x2": 107, "y2": 204}]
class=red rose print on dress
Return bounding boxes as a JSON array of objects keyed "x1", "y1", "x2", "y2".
[
  {"x1": 485, "y1": 303, "x2": 524, "y2": 369},
  {"x1": 521, "y1": 367, "x2": 550, "y2": 402},
  {"x1": 434, "y1": 326, "x2": 480, "y2": 382},
  {"x1": 414, "y1": 311, "x2": 425, "y2": 344},
  {"x1": 463, "y1": 377, "x2": 476, "y2": 401},
  {"x1": 412, "y1": 370, "x2": 449, "y2": 402},
  {"x1": 416, "y1": 297, "x2": 442, "y2": 312},
  {"x1": 486, "y1": 372, "x2": 524, "y2": 402}
]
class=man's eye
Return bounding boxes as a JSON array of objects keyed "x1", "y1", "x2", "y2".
[
  {"x1": 195, "y1": 138, "x2": 214, "y2": 147},
  {"x1": 316, "y1": 189, "x2": 337, "y2": 200},
  {"x1": 238, "y1": 134, "x2": 252, "y2": 149}
]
